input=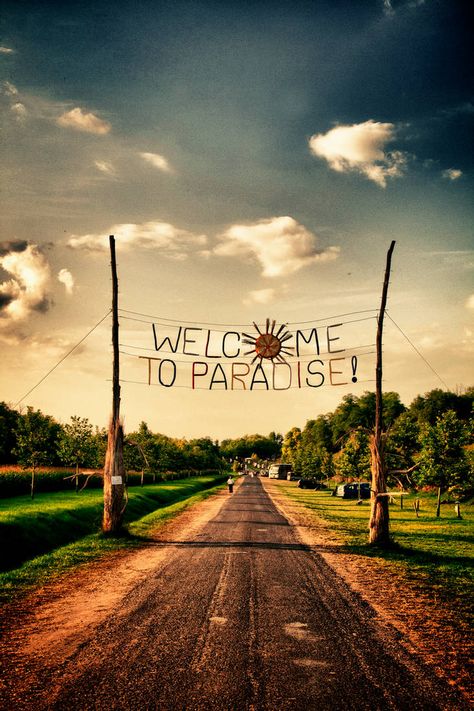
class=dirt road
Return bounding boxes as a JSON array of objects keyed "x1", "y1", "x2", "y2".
[{"x1": 0, "y1": 476, "x2": 467, "y2": 710}]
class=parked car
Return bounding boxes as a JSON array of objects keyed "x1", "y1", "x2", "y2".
[
  {"x1": 298, "y1": 478, "x2": 319, "y2": 489},
  {"x1": 335, "y1": 482, "x2": 371, "y2": 499}
]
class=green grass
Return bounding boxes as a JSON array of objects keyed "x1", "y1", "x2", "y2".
[
  {"x1": 0, "y1": 476, "x2": 225, "y2": 573},
  {"x1": 0, "y1": 481, "x2": 226, "y2": 604},
  {"x1": 277, "y1": 482, "x2": 474, "y2": 626}
]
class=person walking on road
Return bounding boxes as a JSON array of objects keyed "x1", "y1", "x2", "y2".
[{"x1": 227, "y1": 476, "x2": 234, "y2": 493}]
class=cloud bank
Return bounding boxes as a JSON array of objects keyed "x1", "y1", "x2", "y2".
[
  {"x1": 68, "y1": 221, "x2": 207, "y2": 257},
  {"x1": 0, "y1": 242, "x2": 51, "y2": 325},
  {"x1": 215, "y1": 216, "x2": 339, "y2": 277},
  {"x1": 309, "y1": 120, "x2": 407, "y2": 187},
  {"x1": 56, "y1": 107, "x2": 111, "y2": 135}
]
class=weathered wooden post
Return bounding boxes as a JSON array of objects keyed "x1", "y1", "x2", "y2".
[
  {"x1": 103, "y1": 235, "x2": 126, "y2": 534},
  {"x1": 368, "y1": 241, "x2": 396, "y2": 545}
]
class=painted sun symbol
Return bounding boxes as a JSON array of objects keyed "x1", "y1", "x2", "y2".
[{"x1": 242, "y1": 318, "x2": 294, "y2": 364}]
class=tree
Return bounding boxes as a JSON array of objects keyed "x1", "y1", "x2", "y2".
[
  {"x1": 385, "y1": 411, "x2": 420, "y2": 489},
  {"x1": 219, "y1": 433, "x2": 281, "y2": 464},
  {"x1": 410, "y1": 388, "x2": 473, "y2": 425},
  {"x1": 281, "y1": 427, "x2": 302, "y2": 473},
  {"x1": 329, "y1": 391, "x2": 405, "y2": 447},
  {"x1": 417, "y1": 410, "x2": 472, "y2": 515},
  {"x1": 0, "y1": 402, "x2": 19, "y2": 464},
  {"x1": 334, "y1": 429, "x2": 371, "y2": 484},
  {"x1": 57, "y1": 416, "x2": 97, "y2": 492},
  {"x1": 125, "y1": 421, "x2": 156, "y2": 484},
  {"x1": 14, "y1": 407, "x2": 61, "y2": 498}
]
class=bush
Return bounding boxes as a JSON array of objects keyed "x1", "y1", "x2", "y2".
[
  {"x1": 0, "y1": 467, "x2": 226, "y2": 498},
  {"x1": 0, "y1": 468, "x2": 103, "y2": 498}
]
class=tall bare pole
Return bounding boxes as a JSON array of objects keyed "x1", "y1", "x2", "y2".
[
  {"x1": 103, "y1": 235, "x2": 126, "y2": 533},
  {"x1": 111, "y1": 234, "x2": 120, "y2": 425},
  {"x1": 368, "y1": 240, "x2": 396, "y2": 545}
]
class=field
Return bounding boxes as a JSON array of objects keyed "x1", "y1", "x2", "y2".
[{"x1": 0, "y1": 475, "x2": 226, "y2": 603}]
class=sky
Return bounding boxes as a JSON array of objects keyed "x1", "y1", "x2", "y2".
[{"x1": 1, "y1": 0, "x2": 473, "y2": 440}]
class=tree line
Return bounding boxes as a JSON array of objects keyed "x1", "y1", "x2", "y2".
[
  {"x1": 0, "y1": 405, "x2": 225, "y2": 477},
  {"x1": 281, "y1": 388, "x2": 473, "y2": 499},
  {"x1": 1, "y1": 386, "x2": 472, "y2": 498}
]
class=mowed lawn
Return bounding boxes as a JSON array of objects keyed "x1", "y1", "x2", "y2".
[
  {"x1": 0, "y1": 476, "x2": 226, "y2": 602},
  {"x1": 275, "y1": 481, "x2": 474, "y2": 624}
]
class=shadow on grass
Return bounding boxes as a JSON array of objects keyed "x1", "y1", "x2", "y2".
[{"x1": 336, "y1": 539, "x2": 474, "y2": 569}]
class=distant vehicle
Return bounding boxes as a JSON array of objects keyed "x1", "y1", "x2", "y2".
[
  {"x1": 298, "y1": 478, "x2": 319, "y2": 489},
  {"x1": 336, "y1": 482, "x2": 371, "y2": 499},
  {"x1": 268, "y1": 464, "x2": 292, "y2": 480}
]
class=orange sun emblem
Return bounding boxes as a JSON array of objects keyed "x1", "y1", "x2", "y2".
[{"x1": 242, "y1": 318, "x2": 294, "y2": 364}]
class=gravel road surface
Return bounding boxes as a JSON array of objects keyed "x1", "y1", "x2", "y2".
[{"x1": 0, "y1": 476, "x2": 466, "y2": 710}]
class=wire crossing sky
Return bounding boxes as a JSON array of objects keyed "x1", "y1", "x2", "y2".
[{"x1": 0, "y1": 0, "x2": 472, "y2": 437}]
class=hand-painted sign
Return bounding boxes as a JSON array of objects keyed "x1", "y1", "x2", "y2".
[{"x1": 124, "y1": 316, "x2": 373, "y2": 390}]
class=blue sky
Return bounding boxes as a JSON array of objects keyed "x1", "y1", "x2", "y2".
[{"x1": 1, "y1": 0, "x2": 473, "y2": 438}]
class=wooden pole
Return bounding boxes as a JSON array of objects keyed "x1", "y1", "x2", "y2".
[
  {"x1": 103, "y1": 235, "x2": 126, "y2": 534},
  {"x1": 111, "y1": 234, "x2": 120, "y2": 425},
  {"x1": 368, "y1": 240, "x2": 396, "y2": 545}
]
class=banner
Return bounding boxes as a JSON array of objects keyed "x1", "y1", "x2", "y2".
[{"x1": 119, "y1": 311, "x2": 376, "y2": 391}]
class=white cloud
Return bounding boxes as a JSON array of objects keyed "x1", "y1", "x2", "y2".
[
  {"x1": 56, "y1": 107, "x2": 111, "y2": 135},
  {"x1": 383, "y1": 0, "x2": 425, "y2": 15},
  {"x1": 3, "y1": 80, "x2": 18, "y2": 96},
  {"x1": 140, "y1": 152, "x2": 173, "y2": 173},
  {"x1": 2, "y1": 83, "x2": 27, "y2": 122},
  {"x1": 215, "y1": 216, "x2": 340, "y2": 277},
  {"x1": 466, "y1": 294, "x2": 474, "y2": 310},
  {"x1": 309, "y1": 120, "x2": 407, "y2": 187},
  {"x1": 94, "y1": 160, "x2": 116, "y2": 176},
  {"x1": 11, "y1": 102, "x2": 27, "y2": 121},
  {"x1": 243, "y1": 288, "x2": 276, "y2": 306},
  {"x1": 0, "y1": 46, "x2": 15, "y2": 54},
  {"x1": 57, "y1": 268, "x2": 75, "y2": 295},
  {"x1": 0, "y1": 242, "x2": 51, "y2": 325},
  {"x1": 442, "y1": 168, "x2": 462, "y2": 181},
  {"x1": 68, "y1": 221, "x2": 207, "y2": 257}
]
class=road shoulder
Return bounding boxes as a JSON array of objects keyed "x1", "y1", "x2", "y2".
[{"x1": 261, "y1": 477, "x2": 473, "y2": 706}]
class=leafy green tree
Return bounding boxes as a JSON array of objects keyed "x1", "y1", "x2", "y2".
[
  {"x1": 57, "y1": 416, "x2": 98, "y2": 492},
  {"x1": 92, "y1": 426, "x2": 108, "y2": 469},
  {"x1": 0, "y1": 402, "x2": 19, "y2": 464},
  {"x1": 416, "y1": 410, "x2": 473, "y2": 515},
  {"x1": 294, "y1": 416, "x2": 334, "y2": 480},
  {"x1": 385, "y1": 411, "x2": 420, "y2": 489},
  {"x1": 220, "y1": 433, "x2": 281, "y2": 462},
  {"x1": 329, "y1": 391, "x2": 405, "y2": 446},
  {"x1": 14, "y1": 407, "x2": 61, "y2": 498},
  {"x1": 125, "y1": 421, "x2": 156, "y2": 483},
  {"x1": 410, "y1": 389, "x2": 473, "y2": 425},
  {"x1": 281, "y1": 427, "x2": 302, "y2": 473},
  {"x1": 334, "y1": 429, "x2": 371, "y2": 484}
]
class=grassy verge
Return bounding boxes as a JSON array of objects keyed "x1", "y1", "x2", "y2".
[
  {"x1": 276, "y1": 482, "x2": 474, "y2": 627},
  {"x1": 0, "y1": 479, "x2": 225, "y2": 605},
  {"x1": 0, "y1": 476, "x2": 225, "y2": 574}
]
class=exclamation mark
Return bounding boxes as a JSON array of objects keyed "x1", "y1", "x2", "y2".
[{"x1": 351, "y1": 355, "x2": 358, "y2": 383}]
